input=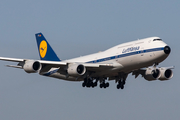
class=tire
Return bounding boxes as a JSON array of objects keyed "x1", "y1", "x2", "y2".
[
  {"x1": 100, "y1": 84, "x2": 103, "y2": 88},
  {"x1": 82, "y1": 82, "x2": 86, "y2": 87},
  {"x1": 86, "y1": 83, "x2": 90, "y2": 87},
  {"x1": 120, "y1": 85, "x2": 124, "y2": 89},
  {"x1": 106, "y1": 83, "x2": 109, "y2": 87},
  {"x1": 117, "y1": 84, "x2": 120, "y2": 89},
  {"x1": 94, "y1": 82, "x2": 97, "y2": 87}
]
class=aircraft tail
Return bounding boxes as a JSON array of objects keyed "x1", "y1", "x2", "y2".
[{"x1": 35, "y1": 33, "x2": 61, "y2": 61}]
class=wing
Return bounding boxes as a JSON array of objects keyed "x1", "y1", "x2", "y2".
[
  {"x1": 0, "y1": 57, "x2": 24, "y2": 62},
  {"x1": 0, "y1": 57, "x2": 118, "y2": 76},
  {"x1": 0, "y1": 57, "x2": 67, "y2": 70}
]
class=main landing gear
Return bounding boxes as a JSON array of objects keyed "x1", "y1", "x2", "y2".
[
  {"x1": 116, "y1": 80, "x2": 125, "y2": 89},
  {"x1": 99, "y1": 80, "x2": 109, "y2": 88},
  {"x1": 82, "y1": 73, "x2": 128, "y2": 90},
  {"x1": 82, "y1": 78, "x2": 98, "y2": 88},
  {"x1": 116, "y1": 73, "x2": 128, "y2": 90},
  {"x1": 82, "y1": 77, "x2": 110, "y2": 89}
]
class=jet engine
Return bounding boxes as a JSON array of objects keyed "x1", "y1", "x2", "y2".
[
  {"x1": 158, "y1": 67, "x2": 173, "y2": 80},
  {"x1": 67, "y1": 64, "x2": 86, "y2": 76},
  {"x1": 144, "y1": 67, "x2": 161, "y2": 81},
  {"x1": 23, "y1": 60, "x2": 41, "y2": 73}
]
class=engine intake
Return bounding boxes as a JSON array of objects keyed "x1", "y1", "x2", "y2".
[
  {"x1": 67, "y1": 64, "x2": 86, "y2": 76},
  {"x1": 158, "y1": 68, "x2": 173, "y2": 80},
  {"x1": 144, "y1": 67, "x2": 161, "y2": 81},
  {"x1": 23, "y1": 60, "x2": 41, "y2": 73}
]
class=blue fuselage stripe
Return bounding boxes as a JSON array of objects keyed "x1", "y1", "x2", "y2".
[{"x1": 87, "y1": 47, "x2": 164, "y2": 63}]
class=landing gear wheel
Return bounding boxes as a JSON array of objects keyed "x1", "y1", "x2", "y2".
[
  {"x1": 86, "y1": 82, "x2": 91, "y2": 87},
  {"x1": 100, "y1": 84, "x2": 103, "y2": 88},
  {"x1": 82, "y1": 82, "x2": 86, "y2": 87},
  {"x1": 91, "y1": 83, "x2": 95, "y2": 88},
  {"x1": 106, "y1": 82, "x2": 109, "y2": 87},
  {"x1": 117, "y1": 84, "x2": 120, "y2": 89},
  {"x1": 94, "y1": 82, "x2": 97, "y2": 87},
  {"x1": 90, "y1": 82, "x2": 93, "y2": 87},
  {"x1": 120, "y1": 85, "x2": 124, "y2": 89}
]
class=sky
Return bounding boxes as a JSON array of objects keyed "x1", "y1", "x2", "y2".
[{"x1": 0, "y1": 0, "x2": 180, "y2": 120}]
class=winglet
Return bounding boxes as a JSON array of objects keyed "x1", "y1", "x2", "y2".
[{"x1": 35, "y1": 33, "x2": 61, "y2": 61}]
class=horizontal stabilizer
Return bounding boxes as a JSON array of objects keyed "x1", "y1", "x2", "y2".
[{"x1": 6, "y1": 65, "x2": 23, "y2": 69}]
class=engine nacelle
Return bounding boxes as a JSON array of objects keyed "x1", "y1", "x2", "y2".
[
  {"x1": 67, "y1": 64, "x2": 86, "y2": 76},
  {"x1": 144, "y1": 67, "x2": 161, "y2": 81},
  {"x1": 23, "y1": 60, "x2": 41, "y2": 73},
  {"x1": 158, "y1": 68, "x2": 173, "y2": 81}
]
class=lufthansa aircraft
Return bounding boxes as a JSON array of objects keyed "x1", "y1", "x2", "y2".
[{"x1": 0, "y1": 33, "x2": 174, "y2": 89}]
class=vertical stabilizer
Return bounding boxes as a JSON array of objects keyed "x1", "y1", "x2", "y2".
[{"x1": 35, "y1": 33, "x2": 61, "y2": 61}]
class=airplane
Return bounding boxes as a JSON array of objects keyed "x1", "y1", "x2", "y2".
[{"x1": 0, "y1": 33, "x2": 174, "y2": 89}]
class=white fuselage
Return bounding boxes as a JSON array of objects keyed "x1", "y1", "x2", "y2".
[{"x1": 43, "y1": 37, "x2": 169, "y2": 81}]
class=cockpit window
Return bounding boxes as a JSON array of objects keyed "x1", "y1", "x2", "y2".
[{"x1": 153, "y1": 39, "x2": 162, "y2": 41}]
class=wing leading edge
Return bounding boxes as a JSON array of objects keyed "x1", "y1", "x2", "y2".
[{"x1": 0, "y1": 56, "x2": 115, "y2": 73}]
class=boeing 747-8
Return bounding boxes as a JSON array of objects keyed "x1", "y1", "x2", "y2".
[{"x1": 0, "y1": 33, "x2": 173, "y2": 89}]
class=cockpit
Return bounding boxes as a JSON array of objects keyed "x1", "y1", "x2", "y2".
[{"x1": 153, "y1": 39, "x2": 162, "y2": 41}]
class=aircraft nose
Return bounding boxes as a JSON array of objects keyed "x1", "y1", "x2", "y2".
[{"x1": 164, "y1": 46, "x2": 171, "y2": 54}]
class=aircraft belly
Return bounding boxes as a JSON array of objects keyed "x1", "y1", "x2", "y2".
[{"x1": 42, "y1": 72, "x2": 84, "y2": 81}]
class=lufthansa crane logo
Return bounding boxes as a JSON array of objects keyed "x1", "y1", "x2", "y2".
[{"x1": 39, "y1": 40, "x2": 47, "y2": 58}]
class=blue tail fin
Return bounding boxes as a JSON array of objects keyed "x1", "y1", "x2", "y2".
[{"x1": 35, "y1": 33, "x2": 61, "y2": 61}]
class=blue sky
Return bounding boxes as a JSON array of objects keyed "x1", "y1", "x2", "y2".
[{"x1": 0, "y1": 0, "x2": 180, "y2": 120}]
